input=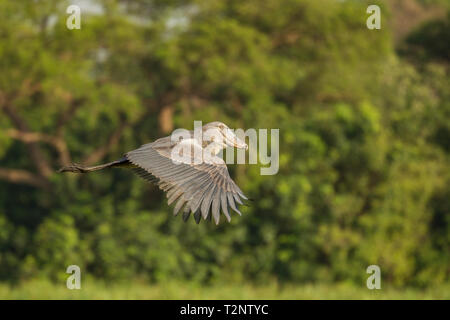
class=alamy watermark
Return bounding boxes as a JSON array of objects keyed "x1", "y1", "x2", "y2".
[
  {"x1": 366, "y1": 5, "x2": 381, "y2": 30},
  {"x1": 366, "y1": 265, "x2": 381, "y2": 289},
  {"x1": 66, "y1": 265, "x2": 81, "y2": 289},
  {"x1": 170, "y1": 121, "x2": 279, "y2": 175},
  {"x1": 66, "y1": 5, "x2": 81, "y2": 30}
]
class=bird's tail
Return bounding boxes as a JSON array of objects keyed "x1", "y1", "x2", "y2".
[{"x1": 58, "y1": 157, "x2": 131, "y2": 174}]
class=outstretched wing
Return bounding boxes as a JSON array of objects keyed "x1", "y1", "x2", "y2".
[{"x1": 125, "y1": 138, "x2": 247, "y2": 224}]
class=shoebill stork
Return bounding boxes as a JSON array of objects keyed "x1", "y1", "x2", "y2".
[{"x1": 59, "y1": 121, "x2": 249, "y2": 225}]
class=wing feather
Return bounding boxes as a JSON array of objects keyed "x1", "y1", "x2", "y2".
[
  {"x1": 227, "y1": 193, "x2": 242, "y2": 216},
  {"x1": 173, "y1": 196, "x2": 186, "y2": 216},
  {"x1": 221, "y1": 192, "x2": 231, "y2": 222},
  {"x1": 201, "y1": 184, "x2": 216, "y2": 220},
  {"x1": 211, "y1": 191, "x2": 221, "y2": 225}
]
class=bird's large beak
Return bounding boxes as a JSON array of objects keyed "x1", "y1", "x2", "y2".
[{"x1": 224, "y1": 128, "x2": 248, "y2": 150}]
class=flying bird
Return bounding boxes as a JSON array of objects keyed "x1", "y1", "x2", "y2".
[{"x1": 59, "y1": 121, "x2": 249, "y2": 225}]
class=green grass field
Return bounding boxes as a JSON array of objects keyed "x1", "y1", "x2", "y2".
[{"x1": 0, "y1": 280, "x2": 448, "y2": 299}]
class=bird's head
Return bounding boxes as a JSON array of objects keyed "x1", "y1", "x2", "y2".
[{"x1": 202, "y1": 122, "x2": 248, "y2": 150}]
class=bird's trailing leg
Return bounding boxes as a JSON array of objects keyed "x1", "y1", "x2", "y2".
[{"x1": 58, "y1": 157, "x2": 133, "y2": 173}]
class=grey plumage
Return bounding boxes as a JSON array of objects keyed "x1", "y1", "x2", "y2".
[
  {"x1": 125, "y1": 138, "x2": 247, "y2": 225},
  {"x1": 59, "y1": 121, "x2": 249, "y2": 225}
]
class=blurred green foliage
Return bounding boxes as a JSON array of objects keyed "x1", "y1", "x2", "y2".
[
  {"x1": 1, "y1": 279, "x2": 449, "y2": 299},
  {"x1": 0, "y1": 0, "x2": 448, "y2": 289}
]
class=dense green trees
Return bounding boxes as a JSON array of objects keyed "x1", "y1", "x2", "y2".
[{"x1": 0, "y1": 0, "x2": 448, "y2": 287}]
